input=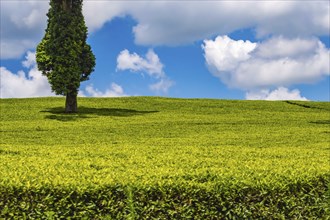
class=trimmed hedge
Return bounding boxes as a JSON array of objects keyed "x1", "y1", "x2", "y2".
[{"x1": 1, "y1": 176, "x2": 329, "y2": 219}]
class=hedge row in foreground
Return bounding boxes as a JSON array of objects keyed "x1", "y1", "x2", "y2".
[{"x1": 1, "y1": 176, "x2": 329, "y2": 219}]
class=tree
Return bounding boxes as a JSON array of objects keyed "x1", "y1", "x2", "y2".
[{"x1": 36, "y1": 0, "x2": 95, "y2": 113}]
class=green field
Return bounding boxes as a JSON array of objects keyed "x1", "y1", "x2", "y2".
[{"x1": 0, "y1": 97, "x2": 329, "y2": 219}]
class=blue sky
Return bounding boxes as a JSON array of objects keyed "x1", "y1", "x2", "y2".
[{"x1": 1, "y1": 1, "x2": 329, "y2": 101}]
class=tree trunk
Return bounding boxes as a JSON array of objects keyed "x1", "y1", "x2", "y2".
[
  {"x1": 65, "y1": 92, "x2": 77, "y2": 113},
  {"x1": 61, "y1": 0, "x2": 72, "y2": 12}
]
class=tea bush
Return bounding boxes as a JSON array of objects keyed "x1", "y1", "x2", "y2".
[{"x1": 0, "y1": 97, "x2": 329, "y2": 218}]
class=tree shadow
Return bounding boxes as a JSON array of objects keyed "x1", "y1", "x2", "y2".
[{"x1": 41, "y1": 107, "x2": 159, "y2": 122}]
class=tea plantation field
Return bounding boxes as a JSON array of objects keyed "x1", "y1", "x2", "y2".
[{"x1": 0, "y1": 97, "x2": 329, "y2": 219}]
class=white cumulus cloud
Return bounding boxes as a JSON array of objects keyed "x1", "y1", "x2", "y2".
[
  {"x1": 202, "y1": 35, "x2": 257, "y2": 84},
  {"x1": 117, "y1": 49, "x2": 164, "y2": 79},
  {"x1": 202, "y1": 35, "x2": 330, "y2": 100},
  {"x1": 246, "y1": 87, "x2": 308, "y2": 101},
  {"x1": 254, "y1": 36, "x2": 321, "y2": 59},
  {"x1": 121, "y1": 1, "x2": 329, "y2": 46},
  {"x1": 117, "y1": 49, "x2": 174, "y2": 93},
  {"x1": 1, "y1": 1, "x2": 329, "y2": 58},
  {"x1": 1, "y1": 51, "x2": 124, "y2": 98},
  {"x1": 83, "y1": 83, "x2": 127, "y2": 97},
  {"x1": 0, "y1": 51, "x2": 55, "y2": 98},
  {"x1": 0, "y1": 0, "x2": 49, "y2": 59},
  {"x1": 149, "y1": 78, "x2": 174, "y2": 94}
]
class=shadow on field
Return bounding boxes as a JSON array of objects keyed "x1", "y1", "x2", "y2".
[
  {"x1": 41, "y1": 107, "x2": 159, "y2": 122},
  {"x1": 309, "y1": 120, "x2": 330, "y2": 125},
  {"x1": 285, "y1": 101, "x2": 330, "y2": 111}
]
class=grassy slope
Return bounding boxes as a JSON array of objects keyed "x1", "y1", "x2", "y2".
[{"x1": 0, "y1": 97, "x2": 329, "y2": 217}]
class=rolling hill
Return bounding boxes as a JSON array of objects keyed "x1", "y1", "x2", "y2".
[{"x1": 0, "y1": 97, "x2": 329, "y2": 218}]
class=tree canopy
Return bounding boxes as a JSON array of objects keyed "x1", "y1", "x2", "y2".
[{"x1": 36, "y1": 0, "x2": 95, "y2": 113}]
